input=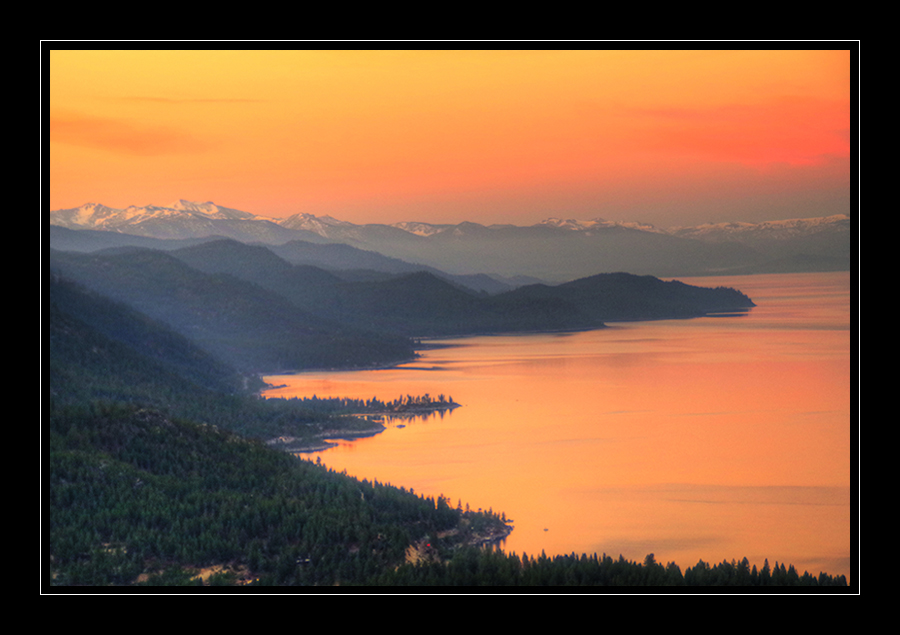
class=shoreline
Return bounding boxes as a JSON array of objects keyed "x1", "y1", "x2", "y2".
[
  {"x1": 254, "y1": 326, "x2": 610, "y2": 388},
  {"x1": 266, "y1": 421, "x2": 386, "y2": 454},
  {"x1": 256, "y1": 310, "x2": 756, "y2": 393},
  {"x1": 257, "y1": 311, "x2": 753, "y2": 389},
  {"x1": 265, "y1": 403, "x2": 461, "y2": 454}
]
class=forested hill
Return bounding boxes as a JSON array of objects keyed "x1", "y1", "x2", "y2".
[
  {"x1": 48, "y1": 247, "x2": 417, "y2": 372},
  {"x1": 48, "y1": 401, "x2": 484, "y2": 586},
  {"x1": 47, "y1": 273, "x2": 511, "y2": 586},
  {"x1": 45, "y1": 272, "x2": 846, "y2": 589},
  {"x1": 50, "y1": 240, "x2": 756, "y2": 365},
  {"x1": 165, "y1": 238, "x2": 756, "y2": 335},
  {"x1": 48, "y1": 273, "x2": 247, "y2": 398},
  {"x1": 48, "y1": 273, "x2": 392, "y2": 441},
  {"x1": 505, "y1": 272, "x2": 756, "y2": 322}
]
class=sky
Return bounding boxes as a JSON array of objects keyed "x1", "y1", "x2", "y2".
[{"x1": 47, "y1": 48, "x2": 854, "y2": 228}]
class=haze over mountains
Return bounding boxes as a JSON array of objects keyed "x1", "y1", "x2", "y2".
[
  {"x1": 49, "y1": 237, "x2": 754, "y2": 372},
  {"x1": 49, "y1": 200, "x2": 851, "y2": 282},
  {"x1": 48, "y1": 198, "x2": 849, "y2": 373}
]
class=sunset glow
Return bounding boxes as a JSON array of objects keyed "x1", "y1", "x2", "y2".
[{"x1": 48, "y1": 48, "x2": 853, "y2": 227}]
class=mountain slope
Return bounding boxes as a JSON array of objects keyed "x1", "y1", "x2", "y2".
[
  {"x1": 544, "y1": 272, "x2": 756, "y2": 321},
  {"x1": 207, "y1": 241, "x2": 755, "y2": 331},
  {"x1": 51, "y1": 236, "x2": 757, "y2": 354},
  {"x1": 48, "y1": 247, "x2": 416, "y2": 372},
  {"x1": 160, "y1": 240, "x2": 756, "y2": 336},
  {"x1": 267, "y1": 239, "x2": 525, "y2": 294},
  {"x1": 48, "y1": 274, "x2": 248, "y2": 400},
  {"x1": 167, "y1": 241, "x2": 557, "y2": 335},
  {"x1": 46, "y1": 280, "x2": 509, "y2": 586}
]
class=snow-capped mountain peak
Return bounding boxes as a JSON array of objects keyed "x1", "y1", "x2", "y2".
[
  {"x1": 73, "y1": 203, "x2": 118, "y2": 225},
  {"x1": 166, "y1": 199, "x2": 257, "y2": 221},
  {"x1": 670, "y1": 214, "x2": 850, "y2": 240},
  {"x1": 49, "y1": 200, "x2": 258, "y2": 231},
  {"x1": 277, "y1": 212, "x2": 358, "y2": 237},
  {"x1": 168, "y1": 199, "x2": 218, "y2": 214},
  {"x1": 390, "y1": 221, "x2": 449, "y2": 237},
  {"x1": 536, "y1": 217, "x2": 662, "y2": 233},
  {"x1": 538, "y1": 217, "x2": 596, "y2": 230}
]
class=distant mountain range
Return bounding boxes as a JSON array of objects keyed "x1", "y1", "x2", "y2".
[
  {"x1": 49, "y1": 200, "x2": 852, "y2": 281},
  {"x1": 47, "y1": 201, "x2": 759, "y2": 372}
]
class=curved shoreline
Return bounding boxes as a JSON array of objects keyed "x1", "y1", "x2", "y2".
[
  {"x1": 265, "y1": 403, "x2": 461, "y2": 454},
  {"x1": 256, "y1": 301, "x2": 755, "y2": 386}
]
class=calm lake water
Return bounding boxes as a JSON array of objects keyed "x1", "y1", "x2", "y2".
[{"x1": 263, "y1": 272, "x2": 854, "y2": 581}]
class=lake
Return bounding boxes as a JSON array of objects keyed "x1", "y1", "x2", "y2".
[{"x1": 262, "y1": 271, "x2": 853, "y2": 581}]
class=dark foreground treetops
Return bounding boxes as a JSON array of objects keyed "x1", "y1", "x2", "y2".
[{"x1": 47, "y1": 402, "x2": 847, "y2": 588}]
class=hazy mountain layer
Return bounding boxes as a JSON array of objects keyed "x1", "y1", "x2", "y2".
[
  {"x1": 48, "y1": 248, "x2": 417, "y2": 373},
  {"x1": 49, "y1": 239, "x2": 755, "y2": 371},
  {"x1": 48, "y1": 226, "x2": 535, "y2": 295},
  {"x1": 164, "y1": 239, "x2": 755, "y2": 336},
  {"x1": 49, "y1": 201, "x2": 852, "y2": 280},
  {"x1": 48, "y1": 274, "x2": 248, "y2": 399}
]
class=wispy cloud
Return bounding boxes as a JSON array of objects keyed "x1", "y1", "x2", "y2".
[
  {"x1": 120, "y1": 96, "x2": 265, "y2": 105},
  {"x1": 616, "y1": 97, "x2": 851, "y2": 167},
  {"x1": 49, "y1": 111, "x2": 209, "y2": 156}
]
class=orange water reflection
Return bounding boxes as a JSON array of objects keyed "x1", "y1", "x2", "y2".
[{"x1": 263, "y1": 272, "x2": 853, "y2": 581}]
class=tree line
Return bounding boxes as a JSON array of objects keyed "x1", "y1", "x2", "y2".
[
  {"x1": 266, "y1": 393, "x2": 458, "y2": 415},
  {"x1": 366, "y1": 549, "x2": 849, "y2": 588},
  {"x1": 47, "y1": 401, "x2": 489, "y2": 587}
]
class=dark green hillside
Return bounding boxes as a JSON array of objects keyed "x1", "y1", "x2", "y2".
[
  {"x1": 499, "y1": 272, "x2": 756, "y2": 322},
  {"x1": 48, "y1": 274, "x2": 352, "y2": 441},
  {"x1": 49, "y1": 274, "x2": 246, "y2": 396},
  {"x1": 49, "y1": 248, "x2": 416, "y2": 372},
  {"x1": 47, "y1": 401, "x2": 488, "y2": 587},
  {"x1": 48, "y1": 293, "x2": 215, "y2": 411},
  {"x1": 369, "y1": 548, "x2": 848, "y2": 587},
  {"x1": 46, "y1": 279, "x2": 509, "y2": 587}
]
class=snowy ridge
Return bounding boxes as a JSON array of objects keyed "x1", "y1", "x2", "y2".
[
  {"x1": 670, "y1": 214, "x2": 850, "y2": 241},
  {"x1": 49, "y1": 199, "x2": 851, "y2": 279},
  {"x1": 49, "y1": 199, "x2": 849, "y2": 242},
  {"x1": 166, "y1": 199, "x2": 258, "y2": 221},
  {"x1": 279, "y1": 212, "x2": 357, "y2": 238},
  {"x1": 390, "y1": 221, "x2": 452, "y2": 237},
  {"x1": 537, "y1": 217, "x2": 664, "y2": 233},
  {"x1": 50, "y1": 200, "x2": 257, "y2": 229}
]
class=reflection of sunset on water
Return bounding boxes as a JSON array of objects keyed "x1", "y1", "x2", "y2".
[{"x1": 263, "y1": 272, "x2": 852, "y2": 581}]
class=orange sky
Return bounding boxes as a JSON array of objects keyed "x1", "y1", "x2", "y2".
[{"x1": 47, "y1": 48, "x2": 853, "y2": 227}]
